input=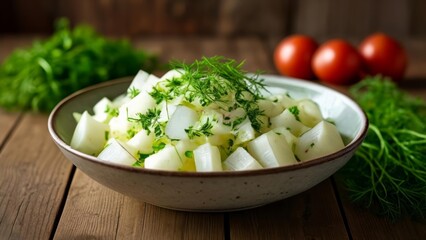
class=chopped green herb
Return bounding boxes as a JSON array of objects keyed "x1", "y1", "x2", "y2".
[
  {"x1": 127, "y1": 87, "x2": 140, "y2": 99},
  {"x1": 133, "y1": 152, "x2": 151, "y2": 167},
  {"x1": 185, "y1": 151, "x2": 193, "y2": 158},
  {"x1": 105, "y1": 105, "x2": 119, "y2": 117},
  {"x1": 185, "y1": 118, "x2": 214, "y2": 139},
  {"x1": 231, "y1": 117, "x2": 246, "y2": 130},
  {"x1": 127, "y1": 128, "x2": 137, "y2": 139},
  {"x1": 288, "y1": 106, "x2": 300, "y2": 121},
  {"x1": 152, "y1": 141, "x2": 166, "y2": 152},
  {"x1": 128, "y1": 108, "x2": 162, "y2": 136}
]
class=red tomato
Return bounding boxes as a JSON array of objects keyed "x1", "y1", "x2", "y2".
[
  {"x1": 312, "y1": 39, "x2": 362, "y2": 85},
  {"x1": 273, "y1": 35, "x2": 318, "y2": 79},
  {"x1": 359, "y1": 33, "x2": 407, "y2": 81}
]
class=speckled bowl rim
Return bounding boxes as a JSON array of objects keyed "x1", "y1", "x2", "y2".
[{"x1": 48, "y1": 75, "x2": 369, "y2": 177}]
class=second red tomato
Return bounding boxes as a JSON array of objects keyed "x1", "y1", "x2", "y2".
[{"x1": 312, "y1": 39, "x2": 362, "y2": 85}]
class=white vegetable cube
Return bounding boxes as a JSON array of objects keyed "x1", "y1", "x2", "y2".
[
  {"x1": 119, "y1": 90, "x2": 156, "y2": 119},
  {"x1": 144, "y1": 145, "x2": 181, "y2": 171},
  {"x1": 197, "y1": 109, "x2": 233, "y2": 145},
  {"x1": 295, "y1": 121, "x2": 345, "y2": 161},
  {"x1": 93, "y1": 97, "x2": 115, "y2": 123},
  {"x1": 128, "y1": 70, "x2": 149, "y2": 92},
  {"x1": 257, "y1": 99, "x2": 284, "y2": 117},
  {"x1": 193, "y1": 143, "x2": 222, "y2": 172},
  {"x1": 297, "y1": 99, "x2": 323, "y2": 128},
  {"x1": 223, "y1": 147, "x2": 263, "y2": 171},
  {"x1": 234, "y1": 118, "x2": 256, "y2": 145},
  {"x1": 165, "y1": 105, "x2": 199, "y2": 140},
  {"x1": 222, "y1": 107, "x2": 246, "y2": 125},
  {"x1": 108, "y1": 114, "x2": 133, "y2": 140},
  {"x1": 144, "y1": 140, "x2": 197, "y2": 171},
  {"x1": 159, "y1": 69, "x2": 185, "y2": 82},
  {"x1": 158, "y1": 103, "x2": 177, "y2": 122},
  {"x1": 247, "y1": 130, "x2": 297, "y2": 168},
  {"x1": 271, "y1": 93, "x2": 297, "y2": 109},
  {"x1": 70, "y1": 111, "x2": 109, "y2": 155},
  {"x1": 271, "y1": 127, "x2": 297, "y2": 150},
  {"x1": 126, "y1": 129, "x2": 155, "y2": 155},
  {"x1": 270, "y1": 108, "x2": 310, "y2": 136},
  {"x1": 98, "y1": 138, "x2": 137, "y2": 166},
  {"x1": 143, "y1": 74, "x2": 160, "y2": 93},
  {"x1": 93, "y1": 97, "x2": 113, "y2": 115}
]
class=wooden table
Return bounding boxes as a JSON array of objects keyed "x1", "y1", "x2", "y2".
[{"x1": 1, "y1": 36, "x2": 425, "y2": 240}]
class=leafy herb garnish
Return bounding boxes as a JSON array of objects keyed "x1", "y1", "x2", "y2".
[
  {"x1": 340, "y1": 76, "x2": 426, "y2": 220},
  {"x1": 0, "y1": 18, "x2": 157, "y2": 112},
  {"x1": 127, "y1": 87, "x2": 141, "y2": 99},
  {"x1": 185, "y1": 118, "x2": 214, "y2": 139},
  {"x1": 288, "y1": 106, "x2": 300, "y2": 121},
  {"x1": 152, "y1": 56, "x2": 266, "y2": 107},
  {"x1": 105, "y1": 105, "x2": 119, "y2": 117},
  {"x1": 128, "y1": 108, "x2": 162, "y2": 136}
]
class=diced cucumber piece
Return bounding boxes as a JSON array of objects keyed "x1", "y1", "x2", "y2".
[
  {"x1": 145, "y1": 141, "x2": 196, "y2": 171},
  {"x1": 295, "y1": 121, "x2": 345, "y2": 161},
  {"x1": 223, "y1": 147, "x2": 263, "y2": 171},
  {"x1": 70, "y1": 111, "x2": 109, "y2": 155},
  {"x1": 126, "y1": 129, "x2": 155, "y2": 155},
  {"x1": 247, "y1": 130, "x2": 297, "y2": 168},
  {"x1": 193, "y1": 143, "x2": 222, "y2": 172},
  {"x1": 165, "y1": 105, "x2": 199, "y2": 140},
  {"x1": 297, "y1": 99, "x2": 323, "y2": 128},
  {"x1": 98, "y1": 138, "x2": 137, "y2": 165},
  {"x1": 270, "y1": 108, "x2": 310, "y2": 136}
]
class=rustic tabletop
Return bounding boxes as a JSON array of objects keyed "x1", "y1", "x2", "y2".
[{"x1": 0, "y1": 36, "x2": 425, "y2": 240}]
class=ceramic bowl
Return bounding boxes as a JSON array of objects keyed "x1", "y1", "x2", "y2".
[{"x1": 48, "y1": 75, "x2": 368, "y2": 212}]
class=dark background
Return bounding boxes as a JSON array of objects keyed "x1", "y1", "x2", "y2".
[{"x1": 1, "y1": 0, "x2": 425, "y2": 41}]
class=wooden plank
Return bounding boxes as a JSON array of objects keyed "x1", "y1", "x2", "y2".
[
  {"x1": 141, "y1": 205, "x2": 224, "y2": 240},
  {"x1": 53, "y1": 170, "x2": 129, "y2": 239},
  {"x1": 0, "y1": 110, "x2": 21, "y2": 149},
  {"x1": 0, "y1": 114, "x2": 73, "y2": 239},
  {"x1": 54, "y1": 170, "x2": 225, "y2": 239},
  {"x1": 228, "y1": 179, "x2": 349, "y2": 239},
  {"x1": 336, "y1": 182, "x2": 426, "y2": 240}
]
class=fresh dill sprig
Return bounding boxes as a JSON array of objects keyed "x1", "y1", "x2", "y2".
[
  {"x1": 104, "y1": 105, "x2": 119, "y2": 117},
  {"x1": 185, "y1": 118, "x2": 214, "y2": 139},
  {"x1": 340, "y1": 76, "x2": 426, "y2": 221},
  {"x1": 128, "y1": 108, "x2": 163, "y2": 136},
  {"x1": 163, "y1": 56, "x2": 266, "y2": 107},
  {"x1": 127, "y1": 87, "x2": 140, "y2": 99}
]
